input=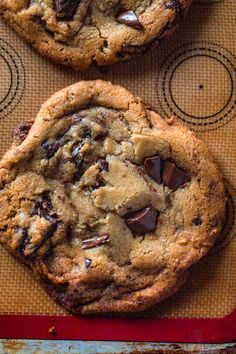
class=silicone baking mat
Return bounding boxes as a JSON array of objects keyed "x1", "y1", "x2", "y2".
[{"x1": 0, "y1": 0, "x2": 235, "y2": 343}]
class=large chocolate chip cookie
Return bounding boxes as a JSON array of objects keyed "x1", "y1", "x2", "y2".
[
  {"x1": 0, "y1": 80, "x2": 226, "y2": 314},
  {"x1": 0, "y1": 0, "x2": 192, "y2": 70}
]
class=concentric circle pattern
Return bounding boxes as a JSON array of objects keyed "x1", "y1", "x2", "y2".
[
  {"x1": 0, "y1": 38, "x2": 25, "y2": 120},
  {"x1": 156, "y1": 42, "x2": 236, "y2": 132}
]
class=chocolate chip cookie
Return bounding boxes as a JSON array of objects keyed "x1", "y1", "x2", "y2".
[
  {"x1": 0, "y1": 0, "x2": 192, "y2": 70},
  {"x1": 0, "y1": 81, "x2": 226, "y2": 314}
]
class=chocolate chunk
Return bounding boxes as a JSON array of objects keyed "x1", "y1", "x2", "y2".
[
  {"x1": 54, "y1": 0, "x2": 81, "y2": 21},
  {"x1": 82, "y1": 234, "x2": 110, "y2": 250},
  {"x1": 94, "y1": 172, "x2": 105, "y2": 188},
  {"x1": 144, "y1": 156, "x2": 162, "y2": 184},
  {"x1": 71, "y1": 144, "x2": 82, "y2": 163},
  {"x1": 13, "y1": 121, "x2": 33, "y2": 142},
  {"x1": 117, "y1": 36, "x2": 159, "y2": 58},
  {"x1": 82, "y1": 126, "x2": 91, "y2": 139},
  {"x1": 85, "y1": 258, "x2": 92, "y2": 268},
  {"x1": 98, "y1": 159, "x2": 109, "y2": 172},
  {"x1": 17, "y1": 222, "x2": 58, "y2": 258},
  {"x1": 124, "y1": 207, "x2": 158, "y2": 235},
  {"x1": 73, "y1": 163, "x2": 87, "y2": 181},
  {"x1": 71, "y1": 135, "x2": 89, "y2": 167},
  {"x1": 17, "y1": 227, "x2": 30, "y2": 256},
  {"x1": 31, "y1": 15, "x2": 44, "y2": 25},
  {"x1": 32, "y1": 193, "x2": 57, "y2": 222},
  {"x1": 71, "y1": 143, "x2": 85, "y2": 169},
  {"x1": 193, "y1": 217, "x2": 202, "y2": 226},
  {"x1": 42, "y1": 140, "x2": 60, "y2": 159},
  {"x1": 116, "y1": 11, "x2": 143, "y2": 30},
  {"x1": 162, "y1": 161, "x2": 190, "y2": 190},
  {"x1": 28, "y1": 221, "x2": 58, "y2": 257},
  {"x1": 94, "y1": 133, "x2": 107, "y2": 142},
  {"x1": 70, "y1": 143, "x2": 87, "y2": 180}
]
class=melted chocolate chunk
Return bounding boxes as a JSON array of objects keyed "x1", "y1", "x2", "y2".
[
  {"x1": 82, "y1": 234, "x2": 110, "y2": 250},
  {"x1": 117, "y1": 36, "x2": 159, "y2": 58},
  {"x1": 82, "y1": 126, "x2": 91, "y2": 139},
  {"x1": 162, "y1": 161, "x2": 190, "y2": 190},
  {"x1": 193, "y1": 217, "x2": 202, "y2": 226},
  {"x1": 30, "y1": 221, "x2": 58, "y2": 257},
  {"x1": 17, "y1": 227, "x2": 30, "y2": 256},
  {"x1": 71, "y1": 143, "x2": 85, "y2": 169},
  {"x1": 94, "y1": 133, "x2": 107, "y2": 142},
  {"x1": 70, "y1": 133, "x2": 89, "y2": 167},
  {"x1": 17, "y1": 222, "x2": 58, "y2": 258},
  {"x1": 13, "y1": 121, "x2": 33, "y2": 142},
  {"x1": 124, "y1": 207, "x2": 158, "y2": 235},
  {"x1": 85, "y1": 258, "x2": 92, "y2": 268},
  {"x1": 116, "y1": 11, "x2": 143, "y2": 30},
  {"x1": 70, "y1": 142, "x2": 87, "y2": 180},
  {"x1": 54, "y1": 0, "x2": 81, "y2": 21},
  {"x1": 94, "y1": 172, "x2": 105, "y2": 188},
  {"x1": 31, "y1": 15, "x2": 45, "y2": 25},
  {"x1": 71, "y1": 144, "x2": 83, "y2": 164},
  {"x1": 42, "y1": 140, "x2": 60, "y2": 159},
  {"x1": 144, "y1": 156, "x2": 162, "y2": 184},
  {"x1": 32, "y1": 193, "x2": 57, "y2": 222},
  {"x1": 98, "y1": 159, "x2": 109, "y2": 172}
]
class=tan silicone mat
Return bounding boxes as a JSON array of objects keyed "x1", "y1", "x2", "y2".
[{"x1": 0, "y1": 0, "x2": 235, "y2": 318}]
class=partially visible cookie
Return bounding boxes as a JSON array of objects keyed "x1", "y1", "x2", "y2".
[
  {"x1": 0, "y1": 0, "x2": 192, "y2": 70},
  {"x1": 0, "y1": 80, "x2": 226, "y2": 314}
]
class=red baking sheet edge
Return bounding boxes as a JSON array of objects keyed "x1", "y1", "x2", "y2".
[{"x1": 0, "y1": 309, "x2": 235, "y2": 343}]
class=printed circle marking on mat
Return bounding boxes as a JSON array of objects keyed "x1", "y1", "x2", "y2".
[
  {"x1": 156, "y1": 42, "x2": 236, "y2": 132},
  {"x1": 0, "y1": 38, "x2": 25, "y2": 120},
  {"x1": 210, "y1": 180, "x2": 236, "y2": 255}
]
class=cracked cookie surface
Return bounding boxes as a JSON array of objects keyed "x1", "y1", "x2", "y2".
[
  {"x1": 0, "y1": 80, "x2": 226, "y2": 314},
  {"x1": 0, "y1": 0, "x2": 192, "y2": 70}
]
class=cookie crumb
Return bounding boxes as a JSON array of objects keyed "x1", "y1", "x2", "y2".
[{"x1": 48, "y1": 326, "x2": 57, "y2": 335}]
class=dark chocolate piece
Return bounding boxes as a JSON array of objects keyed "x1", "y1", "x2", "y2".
[
  {"x1": 32, "y1": 193, "x2": 57, "y2": 222},
  {"x1": 144, "y1": 156, "x2": 162, "y2": 184},
  {"x1": 94, "y1": 172, "x2": 105, "y2": 188},
  {"x1": 17, "y1": 227, "x2": 30, "y2": 256},
  {"x1": 82, "y1": 126, "x2": 91, "y2": 139},
  {"x1": 116, "y1": 11, "x2": 143, "y2": 30},
  {"x1": 98, "y1": 159, "x2": 109, "y2": 172},
  {"x1": 85, "y1": 258, "x2": 92, "y2": 268},
  {"x1": 31, "y1": 15, "x2": 44, "y2": 25},
  {"x1": 17, "y1": 222, "x2": 58, "y2": 258},
  {"x1": 70, "y1": 142, "x2": 88, "y2": 181},
  {"x1": 42, "y1": 140, "x2": 60, "y2": 159},
  {"x1": 193, "y1": 217, "x2": 202, "y2": 226},
  {"x1": 124, "y1": 207, "x2": 158, "y2": 235},
  {"x1": 54, "y1": 0, "x2": 81, "y2": 21},
  {"x1": 13, "y1": 121, "x2": 33, "y2": 142},
  {"x1": 82, "y1": 234, "x2": 110, "y2": 250},
  {"x1": 71, "y1": 144, "x2": 83, "y2": 164},
  {"x1": 162, "y1": 161, "x2": 190, "y2": 190}
]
